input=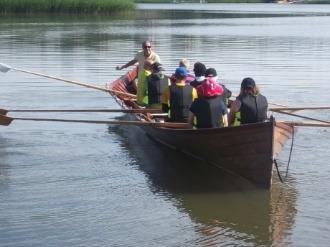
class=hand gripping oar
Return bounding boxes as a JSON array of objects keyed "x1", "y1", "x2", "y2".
[
  {"x1": 0, "y1": 114, "x2": 189, "y2": 129},
  {"x1": 0, "y1": 63, "x2": 136, "y2": 98}
]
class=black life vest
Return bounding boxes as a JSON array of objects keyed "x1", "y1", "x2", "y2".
[
  {"x1": 169, "y1": 84, "x2": 194, "y2": 122},
  {"x1": 238, "y1": 93, "x2": 268, "y2": 124},
  {"x1": 190, "y1": 96, "x2": 225, "y2": 128},
  {"x1": 147, "y1": 73, "x2": 169, "y2": 105}
]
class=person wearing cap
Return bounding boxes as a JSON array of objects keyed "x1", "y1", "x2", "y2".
[
  {"x1": 228, "y1": 77, "x2": 268, "y2": 126},
  {"x1": 162, "y1": 67, "x2": 197, "y2": 122},
  {"x1": 205, "y1": 68, "x2": 232, "y2": 107},
  {"x1": 188, "y1": 75, "x2": 228, "y2": 128},
  {"x1": 170, "y1": 58, "x2": 195, "y2": 85},
  {"x1": 146, "y1": 62, "x2": 170, "y2": 109},
  {"x1": 190, "y1": 62, "x2": 207, "y2": 88},
  {"x1": 116, "y1": 40, "x2": 160, "y2": 105}
]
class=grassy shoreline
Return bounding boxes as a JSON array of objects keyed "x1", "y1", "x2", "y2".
[
  {"x1": 135, "y1": 0, "x2": 266, "y2": 2},
  {"x1": 1, "y1": 0, "x2": 329, "y2": 15},
  {"x1": 135, "y1": 0, "x2": 330, "y2": 3},
  {"x1": 0, "y1": 0, "x2": 135, "y2": 15}
]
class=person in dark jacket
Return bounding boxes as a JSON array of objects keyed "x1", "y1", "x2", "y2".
[
  {"x1": 228, "y1": 77, "x2": 268, "y2": 126},
  {"x1": 188, "y1": 77, "x2": 228, "y2": 128},
  {"x1": 205, "y1": 68, "x2": 232, "y2": 107},
  {"x1": 147, "y1": 62, "x2": 170, "y2": 109},
  {"x1": 190, "y1": 62, "x2": 207, "y2": 88},
  {"x1": 162, "y1": 67, "x2": 197, "y2": 122}
]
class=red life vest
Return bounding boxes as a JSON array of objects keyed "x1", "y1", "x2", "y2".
[{"x1": 196, "y1": 77, "x2": 224, "y2": 98}]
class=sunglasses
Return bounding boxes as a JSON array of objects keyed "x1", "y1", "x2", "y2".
[{"x1": 143, "y1": 46, "x2": 151, "y2": 48}]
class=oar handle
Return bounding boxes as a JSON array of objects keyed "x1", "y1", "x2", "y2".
[
  {"x1": 269, "y1": 106, "x2": 330, "y2": 111},
  {"x1": 272, "y1": 109, "x2": 330, "y2": 124},
  {"x1": 1, "y1": 115, "x2": 189, "y2": 129},
  {"x1": 280, "y1": 121, "x2": 330, "y2": 127},
  {"x1": 3, "y1": 108, "x2": 162, "y2": 113},
  {"x1": 12, "y1": 68, "x2": 136, "y2": 98}
]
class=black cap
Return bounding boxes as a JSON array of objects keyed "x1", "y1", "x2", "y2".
[
  {"x1": 205, "y1": 68, "x2": 217, "y2": 77},
  {"x1": 241, "y1": 77, "x2": 256, "y2": 89},
  {"x1": 193, "y1": 62, "x2": 206, "y2": 77}
]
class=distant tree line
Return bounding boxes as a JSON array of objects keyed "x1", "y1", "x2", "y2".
[{"x1": 0, "y1": 0, "x2": 135, "y2": 15}]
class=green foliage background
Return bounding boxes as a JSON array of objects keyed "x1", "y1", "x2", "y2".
[{"x1": 0, "y1": 0, "x2": 135, "y2": 14}]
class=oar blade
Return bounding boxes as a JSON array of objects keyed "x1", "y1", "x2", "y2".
[
  {"x1": 0, "y1": 109, "x2": 8, "y2": 115},
  {"x1": 0, "y1": 114, "x2": 14, "y2": 126},
  {"x1": 0, "y1": 63, "x2": 12, "y2": 73}
]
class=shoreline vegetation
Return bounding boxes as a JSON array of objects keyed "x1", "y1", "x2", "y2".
[
  {"x1": 1, "y1": 0, "x2": 329, "y2": 15},
  {"x1": 135, "y1": 0, "x2": 330, "y2": 3},
  {"x1": 0, "y1": 0, "x2": 135, "y2": 15}
]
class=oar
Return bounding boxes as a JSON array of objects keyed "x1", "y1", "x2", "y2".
[
  {"x1": 0, "y1": 108, "x2": 162, "y2": 115},
  {"x1": 0, "y1": 63, "x2": 136, "y2": 98},
  {"x1": 272, "y1": 109, "x2": 330, "y2": 124},
  {"x1": 270, "y1": 106, "x2": 330, "y2": 111},
  {"x1": 280, "y1": 121, "x2": 330, "y2": 128},
  {"x1": 230, "y1": 95, "x2": 288, "y2": 108},
  {"x1": 0, "y1": 114, "x2": 189, "y2": 129}
]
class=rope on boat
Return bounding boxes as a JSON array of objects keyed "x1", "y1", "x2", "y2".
[
  {"x1": 274, "y1": 126, "x2": 296, "y2": 183},
  {"x1": 274, "y1": 159, "x2": 284, "y2": 183},
  {"x1": 286, "y1": 127, "x2": 295, "y2": 177}
]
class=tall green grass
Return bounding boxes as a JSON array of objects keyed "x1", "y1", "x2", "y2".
[
  {"x1": 134, "y1": 0, "x2": 267, "y2": 2},
  {"x1": 0, "y1": 0, "x2": 135, "y2": 15}
]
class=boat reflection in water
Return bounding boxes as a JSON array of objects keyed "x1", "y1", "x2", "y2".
[{"x1": 110, "y1": 122, "x2": 297, "y2": 246}]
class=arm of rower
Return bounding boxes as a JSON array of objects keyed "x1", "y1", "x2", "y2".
[
  {"x1": 222, "y1": 114, "x2": 228, "y2": 127},
  {"x1": 116, "y1": 59, "x2": 138, "y2": 70},
  {"x1": 188, "y1": 111, "x2": 195, "y2": 128},
  {"x1": 228, "y1": 99, "x2": 240, "y2": 126}
]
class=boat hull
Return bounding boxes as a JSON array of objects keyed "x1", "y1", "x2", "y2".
[{"x1": 108, "y1": 68, "x2": 294, "y2": 189}]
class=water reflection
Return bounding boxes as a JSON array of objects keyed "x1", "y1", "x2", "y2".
[{"x1": 110, "y1": 122, "x2": 297, "y2": 246}]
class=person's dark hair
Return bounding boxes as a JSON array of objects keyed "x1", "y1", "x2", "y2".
[
  {"x1": 193, "y1": 62, "x2": 206, "y2": 77},
  {"x1": 240, "y1": 77, "x2": 258, "y2": 95}
]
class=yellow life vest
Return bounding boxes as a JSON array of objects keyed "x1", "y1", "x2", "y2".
[{"x1": 233, "y1": 111, "x2": 241, "y2": 126}]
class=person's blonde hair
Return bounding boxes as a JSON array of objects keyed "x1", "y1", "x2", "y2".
[{"x1": 179, "y1": 58, "x2": 190, "y2": 69}]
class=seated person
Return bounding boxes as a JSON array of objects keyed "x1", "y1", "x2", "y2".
[
  {"x1": 147, "y1": 62, "x2": 170, "y2": 109},
  {"x1": 170, "y1": 58, "x2": 195, "y2": 84},
  {"x1": 190, "y1": 62, "x2": 207, "y2": 88},
  {"x1": 162, "y1": 67, "x2": 197, "y2": 122},
  {"x1": 188, "y1": 76, "x2": 228, "y2": 128},
  {"x1": 228, "y1": 77, "x2": 268, "y2": 126},
  {"x1": 205, "y1": 68, "x2": 232, "y2": 107}
]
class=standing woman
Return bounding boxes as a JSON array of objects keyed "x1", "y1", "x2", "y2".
[{"x1": 228, "y1": 77, "x2": 268, "y2": 126}]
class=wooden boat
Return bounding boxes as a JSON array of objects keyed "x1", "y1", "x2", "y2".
[{"x1": 107, "y1": 68, "x2": 294, "y2": 189}]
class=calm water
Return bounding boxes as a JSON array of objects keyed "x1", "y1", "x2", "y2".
[{"x1": 0, "y1": 3, "x2": 330, "y2": 246}]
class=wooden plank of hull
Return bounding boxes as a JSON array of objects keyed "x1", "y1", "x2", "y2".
[
  {"x1": 108, "y1": 68, "x2": 294, "y2": 189},
  {"x1": 143, "y1": 122, "x2": 275, "y2": 188},
  {"x1": 274, "y1": 121, "x2": 295, "y2": 158}
]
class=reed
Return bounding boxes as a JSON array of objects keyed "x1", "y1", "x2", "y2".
[{"x1": 0, "y1": 0, "x2": 135, "y2": 15}]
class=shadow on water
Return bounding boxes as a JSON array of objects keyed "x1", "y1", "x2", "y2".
[{"x1": 109, "y1": 121, "x2": 297, "y2": 246}]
